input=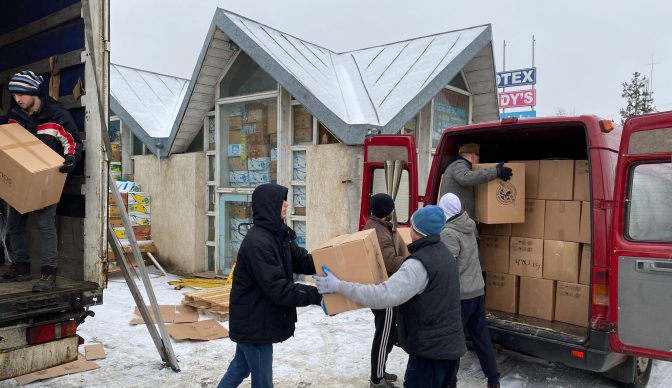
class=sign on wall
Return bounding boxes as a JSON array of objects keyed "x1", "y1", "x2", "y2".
[
  {"x1": 496, "y1": 67, "x2": 536, "y2": 88},
  {"x1": 498, "y1": 89, "x2": 536, "y2": 108}
]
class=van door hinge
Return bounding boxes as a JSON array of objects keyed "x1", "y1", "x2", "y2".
[{"x1": 594, "y1": 199, "x2": 614, "y2": 210}]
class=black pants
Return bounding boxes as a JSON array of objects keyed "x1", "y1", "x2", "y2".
[
  {"x1": 461, "y1": 295, "x2": 500, "y2": 384},
  {"x1": 371, "y1": 307, "x2": 396, "y2": 381},
  {"x1": 403, "y1": 355, "x2": 459, "y2": 388}
]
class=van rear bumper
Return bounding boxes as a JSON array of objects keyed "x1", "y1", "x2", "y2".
[{"x1": 489, "y1": 326, "x2": 627, "y2": 373}]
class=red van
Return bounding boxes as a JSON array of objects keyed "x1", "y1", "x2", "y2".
[{"x1": 359, "y1": 111, "x2": 672, "y2": 387}]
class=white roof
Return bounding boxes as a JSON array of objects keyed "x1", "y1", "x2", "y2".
[
  {"x1": 168, "y1": 9, "x2": 498, "y2": 153},
  {"x1": 111, "y1": 63, "x2": 189, "y2": 154}
]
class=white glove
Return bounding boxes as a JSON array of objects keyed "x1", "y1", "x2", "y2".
[{"x1": 312, "y1": 266, "x2": 341, "y2": 294}]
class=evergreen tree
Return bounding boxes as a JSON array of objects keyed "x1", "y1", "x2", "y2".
[{"x1": 620, "y1": 72, "x2": 655, "y2": 123}]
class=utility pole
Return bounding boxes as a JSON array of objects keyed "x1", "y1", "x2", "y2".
[{"x1": 531, "y1": 35, "x2": 535, "y2": 113}]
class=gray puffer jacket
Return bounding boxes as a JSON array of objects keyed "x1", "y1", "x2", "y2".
[
  {"x1": 438, "y1": 158, "x2": 497, "y2": 221},
  {"x1": 439, "y1": 211, "x2": 484, "y2": 300}
]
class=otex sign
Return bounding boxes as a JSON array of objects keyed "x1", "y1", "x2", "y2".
[{"x1": 496, "y1": 67, "x2": 536, "y2": 88}]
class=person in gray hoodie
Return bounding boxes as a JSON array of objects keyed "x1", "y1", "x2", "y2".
[{"x1": 439, "y1": 193, "x2": 500, "y2": 388}]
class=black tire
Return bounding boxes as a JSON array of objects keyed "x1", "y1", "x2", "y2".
[{"x1": 621, "y1": 357, "x2": 653, "y2": 388}]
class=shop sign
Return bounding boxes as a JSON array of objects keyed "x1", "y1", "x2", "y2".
[
  {"x1": 500, "y1": 111, "x2": 537, "y2": 119},
  {"x1": 498, "y1": 89, "x2": 536, "y2": 108},
  {"x1": 497, "y1": 68, "x2": 536, "y2": 88}
]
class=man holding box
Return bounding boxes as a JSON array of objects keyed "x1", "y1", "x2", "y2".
[
  {"x1": 219, "y1": 183, "x2": 322, "y2": 388},
  {"x1": 439, "y1": 143, "x2": 512, "y2": 221},
  {"x1": 364, "y1": 193, "x2": 409, "y2": 387},
  {"x1": 314, "y1": 206, "x2": 466, "y2": 388},
  {"x1": 0, "y1": 71, "x2": 82, "y2": 291},
  {"x1": 438, "y1": 193, "x2": 500, "y2": 388}
]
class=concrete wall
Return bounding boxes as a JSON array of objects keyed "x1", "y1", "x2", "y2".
[
  {"x1": 306, "y1": 144, "x2": 363, "y2": 251},
  {"x1": 132, "y1": 152, "x2": 206, "y2": 273}
]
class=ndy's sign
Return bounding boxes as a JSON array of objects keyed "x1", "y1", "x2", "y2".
[{"x1": 498, "y1": 89, "x2": 536, "y2": 108}]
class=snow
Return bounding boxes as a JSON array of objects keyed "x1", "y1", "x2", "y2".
[{"x1": 2, "y1": 270, "x2": 671, "y2": 388}]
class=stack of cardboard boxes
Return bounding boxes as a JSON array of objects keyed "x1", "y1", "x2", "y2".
[
  {"x1": 228, "y1": 202, "x2": 252, "y2": 258},
  {"x1": 109, "y1": 181, "x2": 152, "y2": 241},
  {"x1": 480, "y1": 160, "x2": 592, "y2": 327},
  {"x1": 227, "y1": 103, "x2": 278, "y2": 188}
]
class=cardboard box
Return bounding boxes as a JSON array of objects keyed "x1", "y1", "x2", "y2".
[
  {"x1": 0, "y1": 123, "x2": 67, "y2": 214},
  {"x1": 509, "y1": 237, "x2": 544, "y2": 278},
  {"x1": 228, "y1": 144, "x2": 243, "y2": 157},
  {"x1": 518, "y1": 276, "x2": 556, "y2": 320},
  {"x1": 397, "y1": 227, "x2": 412, "y2": 246},
  {"x1": 485, "y1": 272, "x2": 519, "y2": 314},
  {"x1": 293, "y1": 107, "x2": 312, "y2": 130},
  {"x1": 544, "y1": 200, "x2": 581, "y2": 242},
  {"x1": 109, "y1": 205, "x2": 121, "y2": 218},
  {"x1": 229, "y1": 128, "x2": 243, "y2": 145},
  {"x1": 473, "y1": 163, "x2": 525, "y2": 224},
  {"x1": 267, "y1": 103, "x2": 278, "y2": 134},
  {"x1": 111, "y1": 143, "x2": 121, "y2": 152},
  {"x1": 248, "y1": 157, "x2": 271, "y2": 171},
  {"x1": 311, "y1": 229, "x2": 388, "y2": 315},
  {"x1": 479, "y1": 223, "x2": 511, "y2": 236},
  {"x1": 228, "y1": 115, "x2": 243, "y2": 130},
  {"x1": 109, "y1": 216, "x2": 124, "y2": 228},
  {"x1": 294, "y1": 207, "x2": 306, "y2": 216},
  {"x1": 228, "y1": 157, "x2": 247, "y2": 171},
  {"x1": 538, "y1": 160, "x2": 574, "y2": 200},
  {"x1": 249, "y1": 171, "x2": 270, "y2": 184},
  {"x1": 111, "y1": 150, "x2": 122, "y2": 163},
  {"x1": 109, "y1": 192, "x2": 128, "y2": 206},
  {"x1": 579, "y1": 201, "x2": 591, "y2": 243},
  {"x1": 555, "y1": 282, "x2": 589, "y2": 327},
  {"x1": 543, "y1": 240, "x2": 580, "y2": 283},
  {"x1": 128, "y1": 203, "x2": 150, "y2": 214},
  {"x1": 247, "y1": 144, "x2": 271, "y2": 158},
  {"x1": 574, "y1": 160, "x2": 590, "y2": 201},
  {"x1": 245, "y1": 108, "x2": 265, "y2": 124},
  {"x1": 128, "y1": 192, "x2": 150, "y2": 206},
  {"x1": 129, "y1": 212, "x2": 150, "y2": 226},
  {"x1": 480, "y1": 235, "x2": 510, "y2": 273},
  {"x1": 511, "y1": 160, "x2": 540, "y2": 199},
  {"x1": 229, "y1": 203, "x2": 252, "y2": 219},
  {"x1": 294, "y1": 127, "x2": 313, "y2": 144},
  {"x1": 511, "y1": 199, "x2": 545, "y2": 239},
  {"x1": 579, "y1": 244, "x2": 591, "y2": 285}
]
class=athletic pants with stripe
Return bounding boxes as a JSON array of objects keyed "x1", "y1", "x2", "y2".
[{"x1": 371, "y1": 307, "x2": 396, "y2": 382}]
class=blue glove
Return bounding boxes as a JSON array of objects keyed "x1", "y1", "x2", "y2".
[{"x1": 312, "y1": 265, "x2": 341, "y2": 294}]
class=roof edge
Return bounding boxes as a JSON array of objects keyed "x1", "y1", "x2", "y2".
[{"x1": 111, "y1": 95, "x2": 170, "y2": 158}]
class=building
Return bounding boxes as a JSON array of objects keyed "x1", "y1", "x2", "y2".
[{"x1": 112, "y1": 9, "x2": 499, "y2": 275}]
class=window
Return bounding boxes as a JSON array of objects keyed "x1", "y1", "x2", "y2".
[
  {"x1": 625, "y1": 162, "x2": 672, "y2": 242},
  {"x1": 219, "y1": 98, "x2": 278, "y2": 188},
  {"x1": 219, "y1": 51, "x2": 277, "y2": 98},
  {"x1": 432, "y1": 89, "x2": 469, "y2": 148}
]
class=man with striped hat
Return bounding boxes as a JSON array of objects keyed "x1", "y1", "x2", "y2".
[{"x1": 0, "y1": 70, "x2": 82, "y2": 292}]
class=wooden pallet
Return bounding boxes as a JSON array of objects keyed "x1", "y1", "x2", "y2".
[{"x1": 182, "y1": 285, "x2": 232, "y2": 319}]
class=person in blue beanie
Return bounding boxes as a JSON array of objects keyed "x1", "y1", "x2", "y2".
[{"x1": 314, "y1": 206, "x2": 466, "y2": 388}]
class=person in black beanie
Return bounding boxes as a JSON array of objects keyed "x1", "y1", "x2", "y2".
[{"x1": 363, "y1": 193, "x2": 410, "y2": 387}]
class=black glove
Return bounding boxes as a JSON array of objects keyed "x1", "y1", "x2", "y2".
[
  {"x1": 59, "y1": 154, "x2": 76, "y2": 173},
  {"x1": 496, "y1": 162, "x2": 513, "y2": 181}
]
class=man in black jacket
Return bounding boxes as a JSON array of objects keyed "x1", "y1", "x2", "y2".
[
  {"x1": 218, "y1": 183, "x2": 322, "y2": 388},
  {"x1": 315, "y1": 206, "x2": 466, "y2": 388},
  {"x1": 0, "y1": 71, "x2": 82, "y2": 292}
]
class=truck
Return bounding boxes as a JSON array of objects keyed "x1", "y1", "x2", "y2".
[
  {"x1": 360, "y1": 111, "x2": 672, "y2": 387},
  {"x1": 0, "y1": 0, "x2": 109, "y2": 380}
]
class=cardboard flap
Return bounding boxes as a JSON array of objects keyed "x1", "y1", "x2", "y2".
[
  {"x1": 130, "y1": 305, "x2": 198, "y2": 324},
  {"x1": 317, "y1": 228, "x2": 376, "y2": 249},
  {"x1": 167, "y1": 319, "x2": 229, "y2": 341},
  {"x1": 14, "y1": 354, "x2": 99, "y2": 385},
  {"x1": 84, "y1": 343, "x2": 106, "y2": 361}
]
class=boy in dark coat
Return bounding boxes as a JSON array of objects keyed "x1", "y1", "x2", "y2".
[{"x1": 218, "y1": 183, "x2": 322, "y2": 388}]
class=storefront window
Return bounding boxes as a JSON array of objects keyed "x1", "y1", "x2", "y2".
[
  {"x1": 219, "y1": 98, "x2": 278, "y2": 188},
  {"x1": 219, "y1": 196, "x2": 253, "y2": 274},
  {"x1": 293, "y1": 220, "x2": 307, "y2": 248},
  {"x1": 219, "y1": 51, "x2": 277, "y2": 98},
  {"x1": 432, "y1": 89, "x2": 470, "y2": 148}
]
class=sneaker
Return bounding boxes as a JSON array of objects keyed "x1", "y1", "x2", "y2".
[
  {"x1": 384, "y1": 372, "x2": 398, "y2": 382},
  {"x1": 0, "y1": 260, "x2": 32, "y2": 282},
  {"x1": 32, "y1": 266, "x2": 57, "y2": 292},
  {"x1": 370, "y1": 379, "x2": 396, "y2": 388}
]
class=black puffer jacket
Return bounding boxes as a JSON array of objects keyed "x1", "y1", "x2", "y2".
[
  {"x1": 6, "y1": 91, "x2": 83, "y2": 163},
  {"x1": 229, "y1": 184, "x2": 321, "y2": 344}
]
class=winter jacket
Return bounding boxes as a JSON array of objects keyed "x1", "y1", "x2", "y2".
[
  {"x1": 438, "y1": 157, "x2": 497, "y2": 221},
  {"x1": 7, "y1": 92, "x2": 83, "y2": 163},
  {"x1": 397, "y1": 235, "x2": 466, "y2": 360},
  {"x1": 363, "y1": 216, "x2": 409, "y2": 276},
  {"x1": 228, "y1": 184, "x2": 321, "y2": 344},
  {"x1": 440, "y1": 211, "x2": 485, "y2": 300}
]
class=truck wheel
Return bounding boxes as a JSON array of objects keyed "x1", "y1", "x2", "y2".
[{"x1": 622, "y1": 357, "x2": 652, "y2": 388}]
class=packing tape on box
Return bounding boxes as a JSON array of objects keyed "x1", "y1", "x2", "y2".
[{"x1": 1, "y1": 129, "x2": 57, "y2": 168}]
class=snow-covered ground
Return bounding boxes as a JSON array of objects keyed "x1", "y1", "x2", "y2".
[{"x1": 3, "y1": 270, "x2": 671, "y2": 388}]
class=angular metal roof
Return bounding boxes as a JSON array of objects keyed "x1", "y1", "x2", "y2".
[
  {"x1": 168, "y1": 9, "x2": 498, "y2": 153},
  {"x1": 110, "y1": 63, "x2": 189, "y2": 156}
]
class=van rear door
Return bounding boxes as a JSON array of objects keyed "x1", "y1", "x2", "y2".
[
  {"x1": 360, "y1": 135, "x2": 419, "y2": 230},
  {"x1": 610, "y1": 111, "x2": 672, "y2": 361}
]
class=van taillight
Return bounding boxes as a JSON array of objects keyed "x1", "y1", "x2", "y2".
[
  {"x1": 26, "y1": 320, "x2": 77, "y2": 345},
  {"x1": 591, "y1": 268, "x2": 611, "y2": 331}
]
